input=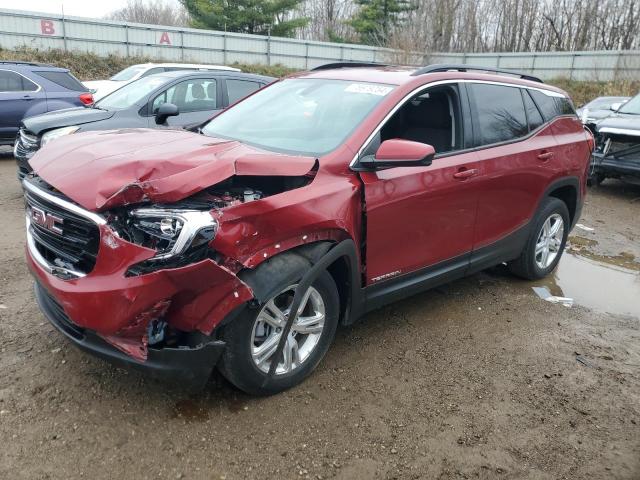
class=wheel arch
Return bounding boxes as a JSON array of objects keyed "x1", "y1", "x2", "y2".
[
  {"x1": 238, "y1": 240, "x2": 363, "y2": 327},
  {"x1": 542, "y1": 176, "x2": 580, "y2": 227}
]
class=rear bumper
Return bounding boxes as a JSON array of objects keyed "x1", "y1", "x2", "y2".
[
  {"x1": 35, "y1": 281, "x2": 225, "y2": 389},
  {"x1": 591, "y1": 152, "x2": 640, "y2": 177}
]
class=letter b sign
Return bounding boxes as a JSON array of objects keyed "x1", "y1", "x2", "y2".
[{"x1": 41, "y1": 20, "x2": 55, "y2": 35}]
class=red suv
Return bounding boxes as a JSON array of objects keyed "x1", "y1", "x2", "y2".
[{"x1": 24, "y1": 64, "x2": 592, "y2": 395}]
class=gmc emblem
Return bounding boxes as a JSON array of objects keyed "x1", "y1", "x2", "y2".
[{"x1": 30, "y1": 206, "x2": 64, "y2": 235}]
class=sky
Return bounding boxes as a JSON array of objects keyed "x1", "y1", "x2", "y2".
[{"x1": 0, "y1": 0, "x2": 178, "y2": 18}]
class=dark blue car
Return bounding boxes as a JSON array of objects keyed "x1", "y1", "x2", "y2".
[{"x1": 0, "y1": 61, "x2": 92, "y2": 145}]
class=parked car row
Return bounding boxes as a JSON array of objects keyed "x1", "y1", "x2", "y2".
[
  {"x1": 15, "y1": 68, "x2": 274, "y2": 178},
  {"x1": 19, "y1": 61, "x2": 594, "y2": 395}
]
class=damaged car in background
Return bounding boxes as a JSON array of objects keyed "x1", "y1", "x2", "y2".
[
  {"x1": 576, "y1": 95, "x2": 630, "y2": 133},
  {"x1": 590, "y1": 92, "x2": 640, "y2": 186},
  {"x1": 24, "y1": 63, "x2": 592, "y2": 395}
]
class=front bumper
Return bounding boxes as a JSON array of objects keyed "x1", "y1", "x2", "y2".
[
  {"x1": 591, "y1": 152, "x2": 640, "y2": 178},
  {"x1": 35, "y1": 281, "x2": 225, "y2": 388}
]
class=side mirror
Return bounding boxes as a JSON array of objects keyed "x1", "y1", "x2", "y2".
[
  {"x1": 155, "y1": 103, "x2": 179, "y2": 125},
  {"x1": 610, "y1": 102, "x2": 622, "y2": 112},
  {"x1": 359, "y1": 139, "x2": 435, "y2": 170}
]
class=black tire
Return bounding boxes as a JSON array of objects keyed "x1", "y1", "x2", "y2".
[
  {"x1": 508, "y1": 197, "x2": 570, "y2": 280},
  {"x1": 218, "y1": 252, "x2": 340, "y2": 396}
]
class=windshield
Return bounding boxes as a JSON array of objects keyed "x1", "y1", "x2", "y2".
[
  {"x1": 618, "y1": 94, "x2": 640, "y2": 115},
  {"x1": 110, "y1": 66, "x2": 146, "y2": 81},
  {"x1": 202, "y1": 78, "x2": 394, "y2": 156},
  {"x1": 95, "y1": 76, "x2": 166, "y2": 110}
]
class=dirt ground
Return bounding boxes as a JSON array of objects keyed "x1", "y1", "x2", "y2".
[{"x1": 0, "y1": 148, "x2": 638, "y2": 480}]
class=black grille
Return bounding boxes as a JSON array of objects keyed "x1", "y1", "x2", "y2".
[{"x1": 25, "y1": 184, "x2": 100, "y2": 275}]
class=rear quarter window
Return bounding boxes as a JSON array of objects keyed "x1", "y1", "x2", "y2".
[
  {"x1": 469, "y1": 83, "x2": 528, "y2": 146},
  {"x1": 35, "y1": 71, "x2": 86, "y2": 91},
  {"x1": 529, "y1": 90, "x2": 575, "y2": 121}
]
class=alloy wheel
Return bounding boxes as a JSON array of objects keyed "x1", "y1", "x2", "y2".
[
  {"x1": 535, "y1": 213, "x2": 564, "y2": 269},
  {"x1": 250, "y1": 285, "x2": 326, "y2": 375}
]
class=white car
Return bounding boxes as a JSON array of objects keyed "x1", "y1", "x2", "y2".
[{"x1": 83, "y1": 63, "x2": 241, "y2": 100}]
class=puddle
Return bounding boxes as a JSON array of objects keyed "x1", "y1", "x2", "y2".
[{"x1": 535, "y1": 253, "x2": 640, "y2": 318}]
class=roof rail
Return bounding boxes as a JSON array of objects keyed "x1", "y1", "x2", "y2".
[
  {"x1": 411, "y1": 64, "x2": 543, "y2": 83},
  {"x1": 0, "y1": 60, "x2": 53, "y2": 67},
  {"x1": 311, "y1": 62, "x2": 389, "y2": 71}
]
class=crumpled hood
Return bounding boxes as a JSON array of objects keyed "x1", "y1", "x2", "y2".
[
  {"x1": 29, "y1": 128, "x2": 316, "y2": 211},
  {"x1": 596, "y1": 114, "x2": 640, "y2": 136}
]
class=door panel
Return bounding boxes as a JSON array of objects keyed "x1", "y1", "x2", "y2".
[
  {"x1": 471, "y1": 126, "x2": 559, "y2": 250},
  {"x1": 360, "y1": 150, "x2": 481, "y2": 285},
  {"x1": 466, "y1": 83, "x2": 560, "y2": 251}
]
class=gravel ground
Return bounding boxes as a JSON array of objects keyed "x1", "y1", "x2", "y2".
[{"x1": 0, "y1": 148, "x2": 638, "y2": 479}]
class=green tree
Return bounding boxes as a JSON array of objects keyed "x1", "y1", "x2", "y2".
[
  {"x1": 349, "y1": 0, "x2": 416, "y2": 46},
  {"x1": 180, "y1": 0, "x2": 308, "y2": 37}
]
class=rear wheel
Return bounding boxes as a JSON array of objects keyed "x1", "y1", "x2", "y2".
[
  {"x1": 219, "y1": 254, "x2": 339, "y2": 396},
  {"x1": 508, "y1": 197, "x2": 570, "y2": 280}
]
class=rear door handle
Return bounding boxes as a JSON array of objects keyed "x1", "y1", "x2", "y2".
[
  {"x1": 537, "y1": 151, "x2": 554, "y2": 161},
  {"x1": 453, "y1": 168, "x2": 478, "y2": 180}
]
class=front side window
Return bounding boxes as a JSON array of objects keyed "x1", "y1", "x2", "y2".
[
  {"x1": 152, "y1": 78, "x2": 217, "y2": 113},
  {"x1": 374, "y1": 84, "x2": 463, "y2": 154},
  {"x1": 227, "y1": 79, "x2": 261, "y2": 104},
  {"x1": 202, "y1": 78, "x2": 394, "y2": 156},
  {"x1": 0, "y1": 70, "x2": 37, "y2": 92},
  {"x1": 470, "y1": 83, "x2": 528, "y2": 145}
]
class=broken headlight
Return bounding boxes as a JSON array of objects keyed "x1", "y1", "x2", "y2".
[{"x1": 123, "y1": 208, "x2": 218, "y2": 275}]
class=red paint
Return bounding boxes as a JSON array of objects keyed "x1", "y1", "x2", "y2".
[
  {"x1": 27, "y1": 66, "x2": 590, "y2": 366},
  {"x1": 40, "y1": 20, "x2": 55, "y2": 35},
  {"x1": 159, "y1": 32, "x2": 171, "y2": 45},
  {"x1": 375, "y1": 139, "x2": 435, "y2": 161}
]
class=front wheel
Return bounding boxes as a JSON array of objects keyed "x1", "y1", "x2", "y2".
[
  {"x1": 219, "y1": 258, "x2": 339, "y2": 396},
  {"x1": 508, "y1": 197, "x2": 570, "y2": 280}
]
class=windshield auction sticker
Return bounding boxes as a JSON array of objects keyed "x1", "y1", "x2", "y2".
[{"x1": 345, "y1": 83, "x2": 393, "y2": 96}]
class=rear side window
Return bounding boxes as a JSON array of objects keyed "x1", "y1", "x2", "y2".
[
  {"x1": 529, "y1": 90, "x2": 574, "y2": 121},
  {"x1": 555, "y1": 96, "x2": 576, "y2": 115},
  {"x1": 35, "y1": 71, "x2": 86, "y2": 91},
  {"x1": 523, "y1": 90, "x2": 544, "y2": 131},
  {"x1": 226, "y1": 79, "x2": 261, "y2": 104},
  {"x1": 0, "y1": 70, "x2": 38, "y2": 92},
  {"x1": 470, "y1": 83, "x2": 528, "y2": 145}
]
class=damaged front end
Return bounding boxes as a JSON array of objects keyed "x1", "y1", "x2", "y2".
[
  {"x1": 591, "y1": 121, "x2": 640, "y2": 182},
  {"x1": 24, "y1": 144, "x2": 322, "y2": 386}
]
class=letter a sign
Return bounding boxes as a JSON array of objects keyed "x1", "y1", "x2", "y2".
[{"x1": 159, "y1": 32, "x2": 171, "y2": 45}]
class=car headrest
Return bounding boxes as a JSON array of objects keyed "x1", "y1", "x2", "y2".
[
  {"x1": 191, "y1": 83, "x2": 205, "y2": 100},
  {"x1": 406, "y1": 93, "x2": 451, "y2": 129}
]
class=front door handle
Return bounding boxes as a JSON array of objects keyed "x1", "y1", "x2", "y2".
[
  {"x1": 453, "y1": 168, "x2": 478, "y2": 180},
  {"x1": 537, "y1": 151, "x2": 554, "y2": 161}
]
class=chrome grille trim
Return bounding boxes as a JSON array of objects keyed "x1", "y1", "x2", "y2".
[{"x1": 23, "y1": 179, "x2": 107, "y2": 226}]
